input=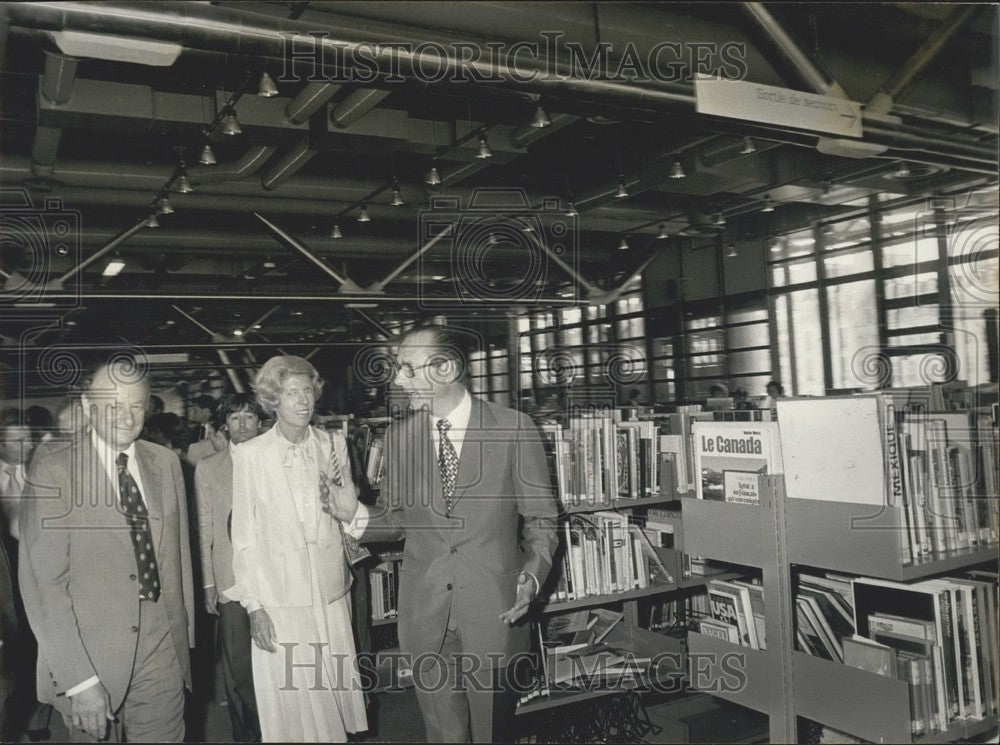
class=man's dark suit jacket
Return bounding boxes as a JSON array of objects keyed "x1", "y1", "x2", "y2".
[{"x1": 361, "y1": 395, "x2": 558, "y2": 665}]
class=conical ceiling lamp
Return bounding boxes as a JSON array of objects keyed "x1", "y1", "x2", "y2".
[
  {"x1": 475, "y1": 133, "x2": 493, "y2": 159},
  {"x1": 258, "y1": 71, "x2": 279, "y2": 97},
  {"x1": 199, "y1": 144, "x2": 217, "y2": 166},
  {"x1": 531, "y1": 106, "x2": 551, "y2": 128},
  {"x1": 221, "y1": 111, "x2": 242, "y2": 136}
]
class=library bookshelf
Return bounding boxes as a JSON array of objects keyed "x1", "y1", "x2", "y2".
[{"x1": 684, "y1": 475, "x2": 999, "y2": 743}]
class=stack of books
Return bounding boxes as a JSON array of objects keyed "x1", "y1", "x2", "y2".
[{"x1": 700, "y1": 577, "x2": 766, "y2": 649}]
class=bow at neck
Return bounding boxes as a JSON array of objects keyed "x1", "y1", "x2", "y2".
[{"x1": 278, "y1": 430, "x2": 316, "y2": 468}]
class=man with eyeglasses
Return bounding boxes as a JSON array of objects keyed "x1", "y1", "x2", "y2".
[{"x1": 327, "y1": 324, "x2": 558, "y2": 743}]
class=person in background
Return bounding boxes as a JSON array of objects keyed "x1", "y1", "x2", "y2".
[
  {"x1": 708, "y1": 382, "x2": 730, "y2": 398},
  {"x1": 760, "y1": 380, "x2": 785, "y2": 413},
  {"x1": 227, "y1": 355, "x2": 367, "y2": 742},
  {"x1": 0, "y1": 505, "x2": 17, "y2": 741},
  {"x1": 327, "y1": 324, "x2": 558, "y2": 743},
  {"x1": 194, "y1": 393, "x2": 266, "y2": 743},
  {"x1": 147, "y1": 395, "x2": 165, "y2": 419},
  {"x1": 187, "y1": 396, "x2": 226, "y2": 466},
  {"x1": 18, "y1": 354, "x2": 195, "y2": 741},
  {"x1": 24, "y1": 406, "x2": 54, "y2": 446},
  {"x1": 0, "y1": 408, "x2": 54, "y2": 741}
]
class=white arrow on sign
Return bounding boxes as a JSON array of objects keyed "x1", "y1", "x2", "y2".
[{"x1": 694, "y1": 78, "x2": 863, "y2": 139}]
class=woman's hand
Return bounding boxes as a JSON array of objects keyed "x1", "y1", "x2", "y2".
[
  {"x1": 319, "y1": 474, "x2": 360, "y2": 524},
  {"x1": 249, "y1": 608, "x2": 278, "y2": 653}
]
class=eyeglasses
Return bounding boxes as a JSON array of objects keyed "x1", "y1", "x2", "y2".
[{"x1": 392, "y1": 359, "x2": 438, "y2": 379}]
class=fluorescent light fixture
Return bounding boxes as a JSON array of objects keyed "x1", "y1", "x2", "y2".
[{"x1": 103, "y1": 258, "x2": 126, "y2": 277}]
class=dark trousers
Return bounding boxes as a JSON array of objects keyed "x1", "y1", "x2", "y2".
[
  {"x1": 61, "y1": 598, "x2": 185, "y2": 742},
  {"x1": 218, "y1": 600, "x2": 260, "y2": 742},
  {"x1": 411, "y1": 625, "x2": 520, "y2": 744}
]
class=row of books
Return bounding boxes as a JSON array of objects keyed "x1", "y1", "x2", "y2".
[
  {"x1": 540, "y1": 413, "x2": 662, "y2": 508},
  {"x1": 368, "y1": 557, "x2": 401, "y2": 622},
  {"x1": 349, "y1": 419, "x2": 390, "y2": 489},
  {"x1": 701, "y1": 577, "x2": 767, "y2": 650},
  {"x1": 778, "y1": 394, "x2": 999, "y2": 564},
  {"x1": 549, "y1": 513, "x2": 675, "y2": 603},
  {"x1": 794, "y1": 570, "x2": 999, "y2": 736}
]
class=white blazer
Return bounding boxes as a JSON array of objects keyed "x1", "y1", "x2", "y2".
[{"x1": 226, "y1": 425, "x2": 354, "y2": 610}]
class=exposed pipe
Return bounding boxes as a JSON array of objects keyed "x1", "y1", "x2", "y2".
[
  {"x1": 867, "y1": 5, "x2": 980, "y2": 115},
  {"x1": 188, "y1": 144, "x2": 276, "y2": 184},
  {"x1": 330, "y1": 88, "x2": 390, "y2": 128},
  {"x1": 258, "y1": 82, "x2": 341, "y2": 190},
  {"x1": 32, "y1": 291, "x2": 579, "y2": 305},
  {"x1": 284, "y1": 81, "x2": 340, "y2": 125},
  {"x1": 40, "y1": 49, "x2": 76, "y2": 104},
  {"x1": 5, "y1": 1, "x2": 992, "y2": 171},
  {"x1": 260, "y1": 139, "x2": 316, "y2": 191},
  {"x1": 31, "y1": 50, "x2": 77, "y2": 177},
  {"x1": 743, "y1": 2, "x2": 847, "y2": 99}
]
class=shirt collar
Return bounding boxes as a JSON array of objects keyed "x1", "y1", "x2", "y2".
[
  {"x1": 90, "y1": 427, "x2": 137, "y2": 465},
  {"x1": 436, "y1": 388, "x2": 472, "y2": 431},
  {"x1": 273, "y1": 424, "x2": 317, "y2": 467}
]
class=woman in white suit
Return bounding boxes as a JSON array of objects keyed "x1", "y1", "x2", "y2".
[{"x1": 226, "y1": 355, "x2": 366, "y2": 742}]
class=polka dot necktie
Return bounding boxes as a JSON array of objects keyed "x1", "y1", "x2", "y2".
[
  {"x1": 116, "y1": 453, "x2": 161, "y2": 602},
  {"x1": 436, "y1": 419, "x2": 459, "y2": 513}
]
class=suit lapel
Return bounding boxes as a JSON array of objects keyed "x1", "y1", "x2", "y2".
[
  {"x1": 134, "y1": 441, "x2": 165, "y2": 553},
  {"x1": 450, "y1": 396, "x2": 495, "y2": 510}
]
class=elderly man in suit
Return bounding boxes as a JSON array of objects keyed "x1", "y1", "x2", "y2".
[
  {"x1": 18, "y1": 355, "x2": 194, "y2": 742},
  {"x1": 194, "y1": 392, "x2": 265, "y2": 742},
  {"x1": 328, "y1": 324, "x2": 559, "y2": 743}
]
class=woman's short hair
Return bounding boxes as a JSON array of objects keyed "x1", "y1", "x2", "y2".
[
  {"x1": 212, "y1": 392, "x2": 268, "y2": 430},
  {"x1": 252, "y1": 355, "x2": 324, "y2": 415}
]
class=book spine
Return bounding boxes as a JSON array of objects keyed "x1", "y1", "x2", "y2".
[
  {"x1": 938, "y1": 588, "x2": 960, "y2": 724},
  {"x1": 964, "y1": 586, "x2": 985, "y2": 718},
  {"x1": 897, "y1": 654, "x2": 920, "y2": 736},
  {"x1": 949, "y1": 586, "x2": 969, "y2": 719},
  {"x1": 881, "y1": 398, "x2": 910, "y2": 567}
]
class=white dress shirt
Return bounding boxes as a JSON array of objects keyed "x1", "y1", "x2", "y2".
[
  {"x1": 0, "y1": 458, "x2": 26, "y2": 540},
  {"x1": 345, "y1": 390, "x2": 538, "y2": 594},
  {"x1": 346, "y1": 390, "x2": 471, "y2": 536},
  {"x1": 67, "y1": 432, "x2": 149, "y2": 698}
]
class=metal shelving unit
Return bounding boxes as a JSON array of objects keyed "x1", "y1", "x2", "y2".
[{"x1": 683, "y1": 475, "x2": 999, "y2": 743}]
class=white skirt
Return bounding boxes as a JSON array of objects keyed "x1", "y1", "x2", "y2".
[{"x1": 251, "y1": 546, "x2": 368, "y2": 743}]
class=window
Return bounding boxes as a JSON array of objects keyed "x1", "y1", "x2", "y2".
[{"x1": 827, "y1": 279, "x2": 880, "y2": 389}]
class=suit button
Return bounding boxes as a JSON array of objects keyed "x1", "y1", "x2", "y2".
[
  {"x1": 446, "y1": 583, "x2": 453, "y2": 591},
  {"x1": 130, "y1": 625, "x2": 139, "y2": 633},
  {"x1": 450, "y1": 547, "x2": 457, "y2": 555},
  {"x1": 129, "y1": 574, "x2": 137, "y2": 581}
]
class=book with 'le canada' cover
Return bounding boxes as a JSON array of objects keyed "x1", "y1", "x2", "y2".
[{"x1": 692, "y1": 421, "x2": 783, "y2": 504}]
